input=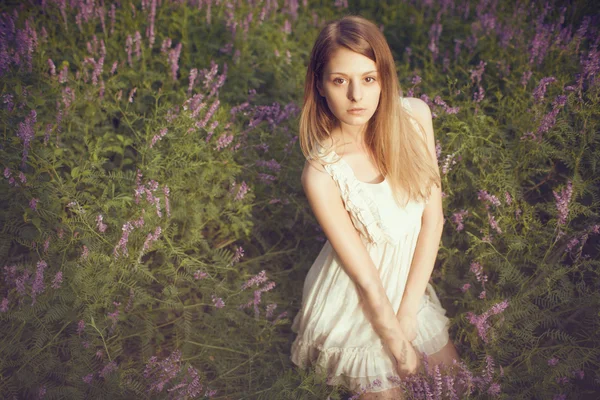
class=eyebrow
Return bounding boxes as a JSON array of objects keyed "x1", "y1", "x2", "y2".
[{"x1": 328, "y1": 70, "x2": 378, "y2": 76}]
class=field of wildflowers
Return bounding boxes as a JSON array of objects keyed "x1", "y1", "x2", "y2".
[{"x1": 0, "y1": 0, "x2": 598, "y2": 399}]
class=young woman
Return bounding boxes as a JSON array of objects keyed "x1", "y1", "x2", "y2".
[{"x1": 290, "y1": 15, "x2": 462, "y2": 399}]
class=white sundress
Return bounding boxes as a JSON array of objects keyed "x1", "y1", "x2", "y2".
[{"x1": 290, "y1": 97, "x2": 451, "y2": 394}]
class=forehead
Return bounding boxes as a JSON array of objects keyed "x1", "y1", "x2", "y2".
[{"x1": 324, "y1": 47, "x2": 377, "y2": 75}]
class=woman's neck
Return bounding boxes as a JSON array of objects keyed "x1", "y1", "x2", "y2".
[{"x1": 332, "y1": 122, "x2": 368, "y2": 151}]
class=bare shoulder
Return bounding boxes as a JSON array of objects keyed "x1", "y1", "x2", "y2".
[
  {"x1": 404, "y1": 97, "x2": 433, "y2": 124},
  {"x1": 301, "y1": 158, "x2": 330, "y2": 190}
]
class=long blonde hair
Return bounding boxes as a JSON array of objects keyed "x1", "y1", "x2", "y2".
[{"x1": 298, "y1": 15, "x2": 440, "y2": 208}]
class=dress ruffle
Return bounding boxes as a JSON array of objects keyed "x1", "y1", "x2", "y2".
[
  {"x1": 290, "y1": 283, "x2": 451, "y2": 394},
  {"x1": 411, "y1": 283, "x2": 450, "y2": 355},
  {"x1": 290, "y1": 337, "x2": 402, "y2": 393}
]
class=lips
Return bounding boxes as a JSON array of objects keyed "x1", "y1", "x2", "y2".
[{"x1": 348, "y1": 108, "x2": 365, "y2": 111}]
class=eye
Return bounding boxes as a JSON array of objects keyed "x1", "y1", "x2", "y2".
[
  {"x1": 333, "y1": 78, "x2": 345, "y2": 85},
  {"x1": 365, "y1": 77, "x2": 377, "y2": 83}
]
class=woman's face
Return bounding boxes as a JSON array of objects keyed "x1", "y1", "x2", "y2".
[{"x1": 317, "y1": 47, "x2": 381, "y2": 130}]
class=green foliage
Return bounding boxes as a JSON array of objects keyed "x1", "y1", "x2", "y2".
[{"x1": 0, "y1": 0, "x2": 599, "y2": 399}]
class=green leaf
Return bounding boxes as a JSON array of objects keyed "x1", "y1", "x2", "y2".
[{"x1": 32, "y1": 217, "x2": 42, "y2": 231}]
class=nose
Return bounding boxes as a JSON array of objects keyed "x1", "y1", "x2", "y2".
[{"x1": 348, "y1": 81, "x2": 362, "y2": 102}]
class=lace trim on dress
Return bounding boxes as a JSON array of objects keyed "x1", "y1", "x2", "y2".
[{"x1": 317, "y1": 146, "x2": 396, "y2": 245}]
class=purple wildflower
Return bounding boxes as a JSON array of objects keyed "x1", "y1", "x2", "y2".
[
  {"x1": 442, "y1": 153, "x2": 457, "y2": 175},
  {"x1": 427, "y1": 19, "x2": 443, "y2": 59},
  {"x1": 141, "y1": 226, "x2": 162, "y2": 254},
  {"x1": 265, "y1": 303, "x2": 277, "y2": 318},
  {"x1": 125, "y1": 34, "x2": 133, "y2": 67},
  {"x1": 473, "y1": 85, "x2": 485, "y2": 102},
  {"x1": 17, "y1": 109, "x2": 37, "y2": 167},
  {"x1": 211, "y1": 294, "x2": 225, "y2": 309},
  {"x1": 488, "y1": 382, "x2": 501, "y2": 396},
  {"x1": 58, "y1": 64, "x2": 68, "y2": 83},
  {"x1": 537, "y1": 95, "x2": 567, "y2": 138},
  {"x1": 548, "y1": 357, "x2": 559, "y2": 366},
  {"x1": 91, "y1": 56, "x2": 104, "y2": 86},
  {"x1": 469, "y1": 60, "x2": 487, "y2": 85},
  {"x1": 188, "y1": 68, "x2": 198, "y2": 95},
  {"x1": 283, "y1": 19, "x2": 291, "y2": 35},
  {"x1": 466, "y1": 299, "x2": 509, "y2": 343},
  {"x1": 556, "y1": 376, "x2": 569, "y2": 385},
  {"x1": 0, "y1": 297, "x2": 8, "y2": 312},
  {"x1": 241, "y1": 270, "x2": 268, "y2": 290},
  {"x1": 572, "y1": 370, "x2": 584, "y2": 379},
  {"x1": 134, "y1": 31, "x2": 142, "y2": 60},
  {"x1": 461, "y1": 283, "x2": 471, "y2": 293},
  {"x1": 163, "y1": 185, "x2": 171, "y2": 218},
  {"x1": 256, "y1": 159, "x2": 281, "y2": 172},
  {"x1": 128, "y1": 87, "x2": 137, "y2": 103},
  {"x1": 233, "y1": 181, "x2": 250, "y2": 201},
  {"x1": 452, "y1": 210, "x2": 469, "y2": 231},
  {"x1": 113, "y1": 221, "x2": 135, "y2": 258},
  {"x1": 47, "y1": 58, "x2": 56, "y2": 76},
  {"x1": 232, "y1": 246, "x2": 244, "y2": 264},
  {"x1": 96, "y1": 214, "x2": 107, "y2": 232},
  {"x1": 215, "y1": 133, "x2": 233, "y2": 150},
  {"x1": 62, "y1": 86, "x2": 75, "y2": 110},
  {"x1": 15, "y1": 269, "x2": 30, "y2": 296},
  {"x1": 488, "y1": 212, "x2": 502, "y2": 234},
  {"x1": 197, "y1": 99, "x2": 220, "y2": 129},
  {"x1": 521, "y1": 70, "x2": 532, "y2": 87},
  {"x1": 99, "y1": 361, "x2": 118, "y2": 379},
  {"x1": 31, "y1": 260, "x2": 48, "y2": 305},
  {"x1": 144, "y1": 350, "x2": 183, "y2": 393},
  {"x1": 532, "y1": 77, "x2": 556, "y2": 103},
  {"x1": 51, "y1": 271, "x2": 63, "y2": 289},
  {"x1": 272, "y1": 311, "x2": 288, "y2": 324},
  {"x1": 529, "y1": 23, "x2": 553, "y2": 66},
  {"x1": 553, "y1": 180, "x2": 573, "y2": 226},
  {"x1": 82, "y1": 373, "x2": 93, "y2": 384},
  {"x1": 241, "y1": 281, "x2": 276, "y2": 318},
  {"x1": 146, "y1": 0, "x2": 157, "y2": 47},
  {"x1": 478, "y1": 190, "x2": 501, "y2": 209},
  {"x1": 566, "y1": 237, "x2": 580, "y2": 252},
  {"x1": 194, "y1": 270, "x2": 207, "y2": 280},
  {"x1": 258, "y1": 173, "x2": 276, "y2": 184},
  {"x1": 150, "y1": 128, "x2": 168, "y2": 148},
  {"x1": 168, "y1": 42, "x2": 182, "y2": 81},
  {"x1": 167, "y1": 366, "x2": 205, "y2": 398},
  {"x1": 77, "y1": 320, "x2": 85, "y2": 336}
]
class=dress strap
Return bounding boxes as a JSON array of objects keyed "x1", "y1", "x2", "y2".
[
  {"x1": 400, "y1": 96, "x2": 412, "y2": 111},
  {"x1": 400, "y1": 96, "x2": 423, "y2": 133}
]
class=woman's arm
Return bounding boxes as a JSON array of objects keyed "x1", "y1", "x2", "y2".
[
  {"x1": 397, "y1": 98, "x2": 445, "y2": 317},
  {"x1": 302, "y1": 159, "x2": 411, "y2": 361}
]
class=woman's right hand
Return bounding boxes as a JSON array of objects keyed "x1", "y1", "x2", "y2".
[{"x1": 388, "y1": 338, "x2": 421, "y2": 377}]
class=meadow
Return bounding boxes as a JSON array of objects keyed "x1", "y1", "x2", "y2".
[{"x1": 0, "y1": 0, "x2": 598, "y2": 399}]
